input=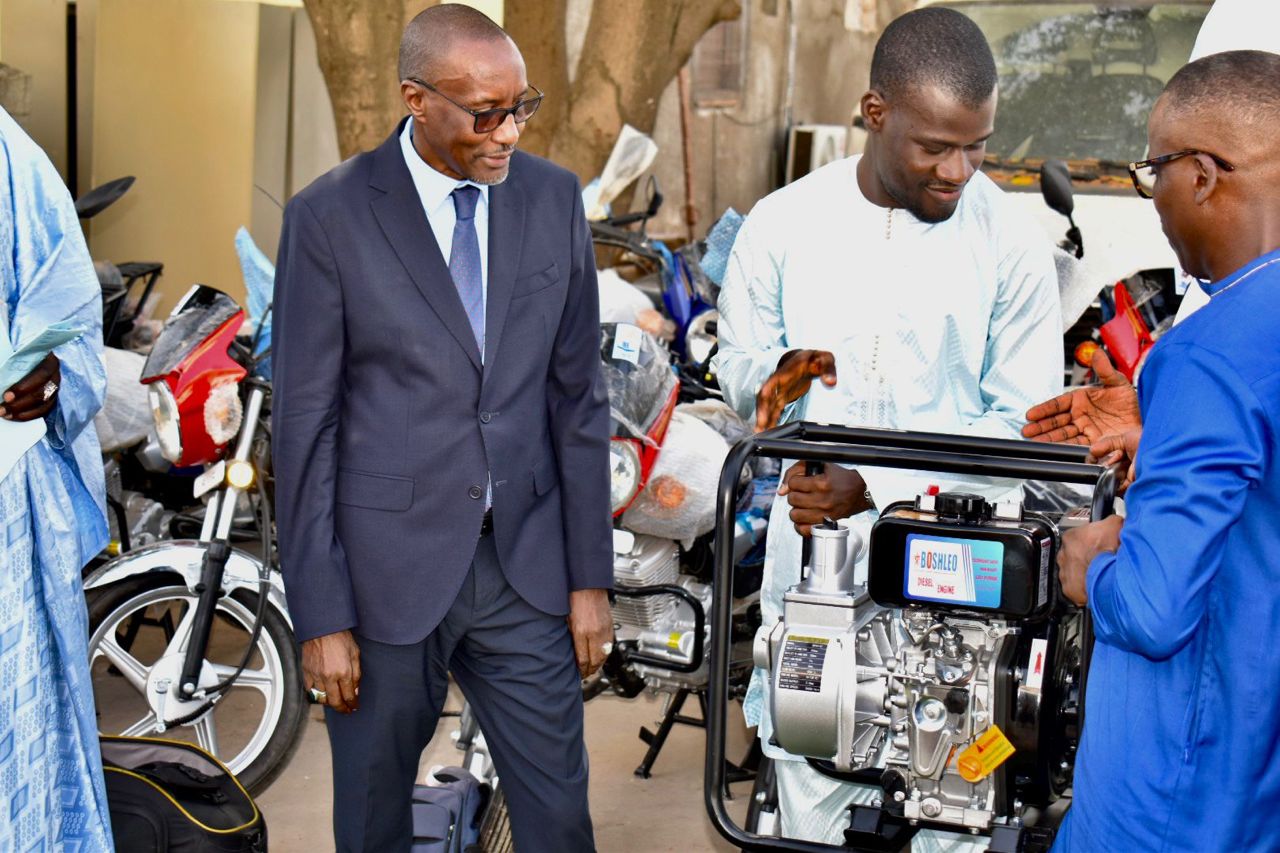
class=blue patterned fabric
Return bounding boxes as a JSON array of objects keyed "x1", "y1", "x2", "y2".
[
  {"x1": 449, "y1": 185, "x2": 485, "y2": 354},
  {"x1": 0, "y1": 106, "x2": 113, "y2": 851}
]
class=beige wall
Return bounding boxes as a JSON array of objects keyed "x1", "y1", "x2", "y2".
[
  {"x1": 643, "y1": 0, "x2": 878, "y2": 240},
  {"x1": 86, "y1": 0, "x2": 259, "y2": 311},
  {"x1": 1, "y1": 0, "x2": 69, "y2": 178}
]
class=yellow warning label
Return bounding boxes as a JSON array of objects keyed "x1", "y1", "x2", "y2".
[
  {"x1": 956, "y1": 725, "x2": 1016, "y2": 783},
  {"x1": 667, "y1": 633, "x2": 682, "y2": 650}
]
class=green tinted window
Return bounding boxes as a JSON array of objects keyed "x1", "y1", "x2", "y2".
[{"x1": 949, "y1": 3, "x2": 1209, "y2": 164}]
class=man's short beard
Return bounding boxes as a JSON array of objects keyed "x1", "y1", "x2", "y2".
[
  {"x1": 878, "y1": 161, "x2": 959, "y2": 224},
  {"x1": 470, "y1": 170, "x2": 509, "y2": 186}
]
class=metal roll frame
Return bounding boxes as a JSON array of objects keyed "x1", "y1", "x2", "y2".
[{"x1": 704, "y1": 422, "x2": 1119, "y2": 852}]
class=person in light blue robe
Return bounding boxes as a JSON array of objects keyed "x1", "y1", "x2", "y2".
[{"x1": 0, "y1": 106, "x2": 114, "y2": 850}]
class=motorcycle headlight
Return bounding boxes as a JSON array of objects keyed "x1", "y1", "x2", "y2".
[
  {"x1": 204, "y1": 383, "x2": 244, "y2": 447},
  {"x1": 148, "y1": 382, "x2": 183, "y2": 463},
  {"x1": 610, "y1": 439, "x2": 642, "y2": 514}
]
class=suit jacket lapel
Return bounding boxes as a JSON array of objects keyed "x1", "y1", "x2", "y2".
[
  {"x1": 368, "y1": 122, "x2": 483, "y2": 372},
  {"x1": 482, "y1": 173, "x2": 526, "y2": 385}
]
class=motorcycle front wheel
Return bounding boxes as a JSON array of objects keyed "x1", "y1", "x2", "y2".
[{"x1": 87, "y1": 575, "x2": 306, "y2": 793}]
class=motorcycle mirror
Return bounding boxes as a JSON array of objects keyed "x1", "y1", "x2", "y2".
[
  {"x1": 74, "y1": 175, "x2": 136, "y2": 219},
  {"x1": 644, "y1": 174, "x2": 664, "y2": 218},
  {"x1": 1040, "y1": 160, "x2": 1074, "y2": 219}
]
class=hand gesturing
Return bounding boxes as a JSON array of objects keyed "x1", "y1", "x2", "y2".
[
  {"x1": 1023, "y1": 349, "x2": 1140, "y2": 445},
  {"x1": 754, "y1": 350, "x2": 837, "y2": 432}
]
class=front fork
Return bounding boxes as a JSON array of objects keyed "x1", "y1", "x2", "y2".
[{"x1": 177, "y1": 383, "x2": 267, "y2": 700}]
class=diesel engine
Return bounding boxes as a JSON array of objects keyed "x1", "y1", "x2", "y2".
[{"x1": 754, "y1": 491, "x2": 1085, "y2": 840}]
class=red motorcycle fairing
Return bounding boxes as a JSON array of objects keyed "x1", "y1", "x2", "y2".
[
  {"x1": 612, "y1": 382, "x2": 680, "y2": 518},
  {"x1": 140, "y1": 286, "x2": 248, "y2": 468}
]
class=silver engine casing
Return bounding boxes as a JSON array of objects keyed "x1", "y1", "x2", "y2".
[
  {"x1": 754, "y1": 524, "x2": 1024, "y2": 833},
  {"x1": 611, "y1": 533, "x2": 713, "y2": 692}
]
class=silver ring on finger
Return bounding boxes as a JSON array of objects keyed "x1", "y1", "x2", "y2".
[
  {"x1": 308, "y1": 687, "x2": 328, "y2": 703},
  {"x1": 42, "y1": 381, "x2": 58, "y2": 401}
]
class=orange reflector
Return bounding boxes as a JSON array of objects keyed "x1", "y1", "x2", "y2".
[
  {"x1": 956, "y1": 725, "x2": 1016, "y2": 783},
  {"x1": 1074, "y1": 340, "x2": 1100, "y2": 368}
]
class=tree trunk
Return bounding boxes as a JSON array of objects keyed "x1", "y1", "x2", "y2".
[
  {"x1": 502, "y1": 0, "x2": 569, "y2": 159},
  {"x1": 304, "y1": 0, "x2": 432, "y2": 160},
  {"x1": 306, "y1": 0, "x2": 739, "y2": 177},
  {"x1": 544, "y1": 0, "x2": 741, "y2": 184}
]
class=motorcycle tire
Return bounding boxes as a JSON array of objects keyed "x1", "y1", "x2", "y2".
[{"x1": 86, "y1": 575, "x2": 307, "y2": 794}]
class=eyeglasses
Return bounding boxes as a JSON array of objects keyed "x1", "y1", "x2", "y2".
[
  {"x1": 1128, "y1": 149, "x2": 1236, "y2": 199},
  {"x1": 408, "y1": 78, "x2": 544, "y2": 134}
]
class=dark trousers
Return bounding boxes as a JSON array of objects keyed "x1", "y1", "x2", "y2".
[{"x1": 325, "y1": 533, "x2": 595, "y2": 852}]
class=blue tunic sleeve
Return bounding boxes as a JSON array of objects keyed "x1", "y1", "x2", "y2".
[{"x1": 1086, "y1": 341, "x2": 1268, "y2": 660}]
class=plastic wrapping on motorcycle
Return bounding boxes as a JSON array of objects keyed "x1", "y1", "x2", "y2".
[
  {"x1": 234, "y1": 227, "x2": 275, "y2": 380},
  {"x1": 101, "y1": 735, "x2": 266, "y2": 852},
  {"x1": 96, "y1": 346, "x2": 152, "y2": 452},
  {"x1": 598, "y1": 267, "x2": 658, "y2": 324},
  {"x1": 622, "y1": 410, "x2": 729, "y2": 542},
  {"x1": 698, "y1": 207, "x2": 744, "y2": 287},
  {"x1": 600, "y1": 322, "x2": 677, "y2": 440},
  {"x1": 704, "y1": 423, "x2": 1119, "y2": 852}
]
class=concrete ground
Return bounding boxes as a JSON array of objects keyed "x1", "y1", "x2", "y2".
[{"x1": 256, "y1": 689, "x2": 755, "y2": 852}]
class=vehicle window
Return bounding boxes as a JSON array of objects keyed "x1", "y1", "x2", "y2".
[{"x1": 949, "y1": 3, "x2": 1209, "y2": 164}]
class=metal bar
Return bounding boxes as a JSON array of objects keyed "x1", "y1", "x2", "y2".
[
  {"x1": 613, "y1": 584, "x2": 705, "y2": 674},
  {"x1": 792, "y1": 422, "x2": 1091, "y2": 463},
  {"x1": 704, "y1": 424, "x2": 1117, "y2": 852},
  {"x1": 753, "y1": 437, "x2": 1104, "y2": 484}
]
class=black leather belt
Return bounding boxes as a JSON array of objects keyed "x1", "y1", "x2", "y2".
[{"x1": 479, "y1": 510, "x2": 494, "y2": 536}]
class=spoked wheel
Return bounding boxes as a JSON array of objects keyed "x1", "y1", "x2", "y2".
[{"x1": 87, "y1": 575, "x2": 306, "y2": 793}]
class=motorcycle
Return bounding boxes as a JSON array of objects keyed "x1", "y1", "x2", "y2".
[
  {"x1": 591, "y1": 176, "x2": 722, "y2": 392},
  {"x1": 74, "y1": 175, "x2": 165, "y2": 350},
  {"x1": 1041, "y1": 159, "x2": 1180, "y2": 386},
  {"x1": 594, "y1": 322, "x2": 770, "y2": 778},
  {"x1": 82, "y1": 285, "x2": 306, "y2": 793}
]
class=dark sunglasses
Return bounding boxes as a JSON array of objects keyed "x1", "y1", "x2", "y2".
[
  {"x1": 408, "y1": 78, "x2": 544, "y2": 134},
  {"x1": 1128, "y1": 149, "x2": 1236, "y2": 199}
]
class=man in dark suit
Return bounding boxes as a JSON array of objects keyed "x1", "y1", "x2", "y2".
[{"x1": 271, "y1": 6, "x2": 614, "y2": 850}]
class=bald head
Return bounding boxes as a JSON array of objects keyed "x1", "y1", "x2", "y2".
[
  {"x1": 1154, "y1": 50, "x2": 1280, "y2": 160},
  {"x1": 1146, "y1": 50, "x2": 1280, "y2": 283},
  {"x1": 398, "y1": 3, "x2": 511, "y2": 82}
]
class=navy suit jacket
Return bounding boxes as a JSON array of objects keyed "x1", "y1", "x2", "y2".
[{"x1": 272, "y1": 120, "x2": 614, "y2": 644}]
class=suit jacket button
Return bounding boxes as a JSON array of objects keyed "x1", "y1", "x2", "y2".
[
  {"x1": 468, "y1": 485, "x2": 483, "y2": 500},
  {"x1": 480, "y1": 411, "x2": 492, "y2": 424}
]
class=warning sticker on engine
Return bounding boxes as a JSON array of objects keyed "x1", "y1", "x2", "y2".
[
  {"x1": 778, "y1": 636, "x2": 828, "y2": 693},
  {"x1": 956, "y1": 725, "x2": 1016, "y2": 783}
]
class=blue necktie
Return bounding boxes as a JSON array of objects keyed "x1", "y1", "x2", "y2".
[{"x1": 449, "y1": 185, "x2": 485, "y2": 358}]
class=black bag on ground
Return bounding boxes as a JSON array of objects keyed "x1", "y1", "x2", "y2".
[
  {"x1": 101, "y1": 735, "x2": 267, "y2": 852},
  {"x1": 411, "y1": 766, "x2": 488, "y2": 853}
]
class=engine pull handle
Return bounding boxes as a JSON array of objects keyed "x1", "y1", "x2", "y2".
[{"x1": 799, "y1": 461, "x2": 826, "y2": 575}]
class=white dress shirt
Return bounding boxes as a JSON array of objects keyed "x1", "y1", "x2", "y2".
[{"x1": 399, "y1": 121, "x2": 491, "y2": 359}]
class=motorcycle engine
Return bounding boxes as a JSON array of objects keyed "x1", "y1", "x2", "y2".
[
  {"x1": 610, "y1": 532, "x2": 714, "y2": 692},
  {"x1": 754, "y1": 492, "x2": 1082, "y2": 836}
]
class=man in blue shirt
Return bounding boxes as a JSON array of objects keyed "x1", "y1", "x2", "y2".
[{"x1": 1054, "y1": 50, "x2": 1280, "y2": 851}]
